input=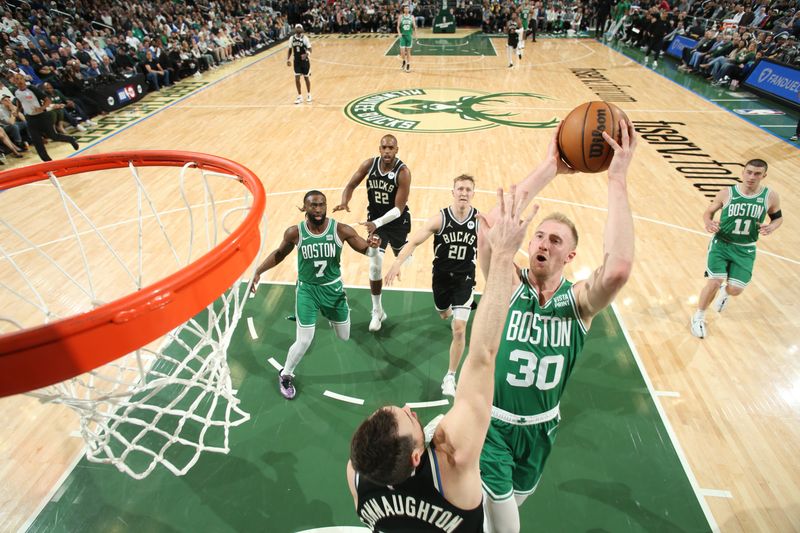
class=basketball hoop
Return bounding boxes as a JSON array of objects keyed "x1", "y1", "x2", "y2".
[{"x1": 0, "y1": 151, "x2": 266, "y2": 478}]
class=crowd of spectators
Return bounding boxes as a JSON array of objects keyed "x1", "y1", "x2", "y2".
[
  {"x1": 595, "y1": 0, "x2": 800, "y2": 89},
  {"x1": 1, "y1": 0, "x2": 797, "y2": 160},
  {"x1": 0, "y1": 0, "x2": 295, "y2": 161}
]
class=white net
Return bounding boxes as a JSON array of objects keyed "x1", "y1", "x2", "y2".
[{"x1": 0, "y1": 155, "x2": 265, "y2": 479}]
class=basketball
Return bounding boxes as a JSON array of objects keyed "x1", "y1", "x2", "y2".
[{"x1": 557, "y1": 101, "x2": 629, "y2": 173}]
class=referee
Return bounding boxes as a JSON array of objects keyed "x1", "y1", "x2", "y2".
[{"x1": 11, "y1": 74, "x2": 78, "y2": 162}]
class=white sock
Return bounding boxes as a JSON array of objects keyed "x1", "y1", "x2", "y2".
[
  {"x1": 371, "y1": 294, "x2": 382, "y2": 313},
  {"x1": 446, "y1": 371, "x2": 456, "y2": 377},
  {"x1": 718, "y1": 285, "x2": 728, "y2": 299},
  {"x1": 695, "y1": 309, "x2": 706, "y2": 320}
]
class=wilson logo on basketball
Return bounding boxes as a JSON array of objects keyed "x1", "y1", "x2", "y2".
[{"x1": 344, "y1": 89, "x2": 559, "y2": 133}]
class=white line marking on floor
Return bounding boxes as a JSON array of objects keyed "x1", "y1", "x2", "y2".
[
  {"x1": 324, "y1": 390, "x2": 365, "y2": 405},
  {"x1": 267, "y1": 357, "x2": 283, "y2": 371},
  {"x1": 406, "y1": 399, "x2": 450, "y2": 408},
  {"x1": 654, "y1": 390, "x2": 681, "y2": 398},
  {"x1": 247, "y1": 316, "x2": 258, "y2": 339},
  {"x1": 699, "y1": 488, "x2": 733, "y2": 499}
]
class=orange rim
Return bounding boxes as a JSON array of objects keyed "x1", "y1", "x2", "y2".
[{"x1": 0, "y1": 151, "x2": 266, "y2": 397}]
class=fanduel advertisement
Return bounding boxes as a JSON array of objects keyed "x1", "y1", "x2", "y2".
[
  {"x1": 743, "y1": 59, "x2": 800, "y2": 108},
  {"x1": 665, "y1": 35, "x2": 698, "y2": 59}
]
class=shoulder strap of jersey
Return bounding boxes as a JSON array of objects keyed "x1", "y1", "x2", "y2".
[
  {"x1": 332, "y1": 219, "x2": 344, "y2": 247},
  {"x1": 394, "y1": 158, "x2": 405, "y2": 174},
  {"x1": 436, "y1": 208, "x2": 447, "y2": 235},
  {"x1": 297, "y1": 222, "x2": 305, "y2": 246}
]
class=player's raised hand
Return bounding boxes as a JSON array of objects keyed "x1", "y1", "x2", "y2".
[
  {"x1": 250, "y1": 272, "x2": 261, "y2": 294},
  {"x1": 482, "y1": 186, "x2": 538, "y2": 257},
  {"x1": 602, "y1": 119, "x2": 638, "y2": 179},
  {"x1": 332, "y1": 203, "x2": 350, "y2": 213},
  {"x1": 546, "y1": 122, "x2": 577, "y2": 176}
]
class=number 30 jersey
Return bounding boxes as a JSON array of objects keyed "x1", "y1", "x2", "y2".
[
  {"x1": 366, "y1": 156, "x2": 409, "y2": 227},
  {"x1": 494, "y1": 269, "x2": 588, "y2": 416}
]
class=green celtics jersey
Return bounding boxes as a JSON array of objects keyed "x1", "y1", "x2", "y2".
[
  {"x1": 399, "y1": 14, "x2": 414, "y2": 35},
  {"x1": 494, "y1": 270, "x2": 588, "y2": 416},
  {"x1": 718, "y1": 185, "x2": 770, "y2": 245},
  {"x1": 296, "y1": 219, "x2": 343, "y2": 284},
  {"x1": 521, "y1": 8, "x2": 530, "y2": 29}
]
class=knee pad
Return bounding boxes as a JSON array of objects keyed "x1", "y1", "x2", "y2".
[{"x1": 369, "y1": 252, "x2": 383, "y2": 281}]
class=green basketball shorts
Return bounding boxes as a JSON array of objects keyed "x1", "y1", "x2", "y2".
[
  {"x1": 705, "y1": 237, "x2": 757, "y2": 288},
  {"x1": 479, "y1": 417, "x2": 560, "y2": 501},
  {"x1": 295, "y1": 280, "x2": 350, "y2": 328}
]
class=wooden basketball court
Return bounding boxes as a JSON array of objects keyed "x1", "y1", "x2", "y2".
[{"x1": 1, "y1": 31, "x2": 798, "y2": 532}]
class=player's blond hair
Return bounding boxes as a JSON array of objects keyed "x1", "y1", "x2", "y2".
[
  {"x1": 453, "y1": 174, "x2": 475, "y2": 187},
  {"x1": 540, "y1": 212, "x2": 578, "y2": 248}
]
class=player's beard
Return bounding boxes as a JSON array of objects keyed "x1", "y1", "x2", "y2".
[{"x1": 307, "y1": 213, "x2": 326, "y2": 228}]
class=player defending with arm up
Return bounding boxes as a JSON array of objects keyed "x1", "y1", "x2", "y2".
[
  {"x1": 385, "y1": 175, "x2": 479, "y2": 397},
  {"x1": 347, "y1": 187, "x2": 537, "y2": 532},
  {"x1": 250, "y1": 191, "x2": 380, "y2": 400},
  {"x1": 478, "y1": 121, "x2": 637, "y2": 533},
  {"x1": 333, "y1": 134, "x2": 412, "y2": 332}
]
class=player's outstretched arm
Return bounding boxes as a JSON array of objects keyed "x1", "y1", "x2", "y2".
[
  {"x1": 574, "y1": 120, "x2": 637, "y2": 323},
  {"x1": 703, "y1": 188, "x2": 728, "y2": 234},
  {"x1": 435, "y1": 188, "x2": 535, "y2": 476},
  {"x1": 250, "y1": 225, "x2": 299, "y2": 293},
  {"x1": 338, "y1": 223, "x2": 381, "y2": 256},
  {"x1": 760, "y1": 190, "x2": 782, "y2": 236},
  {"x1": 384, "y1": 213, "x2": 441, "y2": 286},
  {"x1": 333, "y1": 159, "x2": 372, "y2": 213}
]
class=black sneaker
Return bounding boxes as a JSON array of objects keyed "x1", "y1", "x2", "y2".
[
  {"x1": 70, "y1": 138, "x2": 79, "y2": 150},
  {"x1": 278, "y1": 373, "x2": 296, "y2": 400}
]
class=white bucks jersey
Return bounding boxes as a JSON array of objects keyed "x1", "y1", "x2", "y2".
[{"x1": 433, "y1": 207, "x2": 478, "y2": 274}]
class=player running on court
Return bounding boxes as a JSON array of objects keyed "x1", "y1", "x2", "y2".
[
  {"x1": 690, "y1": 159, "x2": 782, "y2": 338},
  {"x1": 397, "y1": 4, "x2": 417, "y2": 72},
  {"x1": 385, "y1": 174, "x2": 479, "y2": 397},
  {"x1": 334, "y1": 134, "x2": 412, "y2": 332},
  {"x1": 251, "y1": 191, "x2": 380, "y2": 400}
]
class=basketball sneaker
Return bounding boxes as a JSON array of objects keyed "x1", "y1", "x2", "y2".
[
  {"x1": 369, "y1": 310, "x2": 387, "y2": 332},
  {"x1": 307, "y1": 94, "x2": 312, "y2": 103},
  {"x1": 402, "y1": 59, "x2": 406, "y2": 70},
  {"x1": 712, "y1": 286, "x2": 729, "y2": 313},
  {"x1": 791, "y1": 135, "x2": 798, "y2": 142},
  {"x1": 294, "y1": 95, "x2": 302, "y2": 105},
  {"x1": 278, "y1": 372, "x2": 296, "y2": 400},
  {"x1": 690, "y1": 313, "x2": 706, "y2": 339},
  {"x1": 441, "y1": 373, "x2": 456, "y2": 397}
]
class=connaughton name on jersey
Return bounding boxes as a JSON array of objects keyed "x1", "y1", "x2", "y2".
[
  {"x1": 299, "y1": 241, "x2": 336, "y2": 259},
  {"x1": 506, "y1": 310, "x2": 573, "y2": 347},
  {"x1": 359, "y1": 495, "x2": 464, "y2": 532}
]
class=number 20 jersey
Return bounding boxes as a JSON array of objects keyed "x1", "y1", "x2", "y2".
[{"x1": 494, "y1": 270, "x2": 587, "y2": 416}]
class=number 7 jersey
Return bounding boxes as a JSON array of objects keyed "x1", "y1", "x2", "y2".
[{"x1": 494, "y1": 269, "x2": 588, "y2": 416}]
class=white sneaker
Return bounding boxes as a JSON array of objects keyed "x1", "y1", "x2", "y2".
[
  {"x1": 712, "y1": 289, "x2": 729, "y2": 313},
  {"x1": 294, "y1": 95, "x2": 302, "y2": 104},
  {"x1": 690, "y1": 314, "x2": 706, "y2": 339},
  {"x1": 307, "y1": 94, "x2": 312, "y2": 103},
  {"x1": 76, "y1": 123, "x2": 87, "y2": 132},
  {"x1": 652, "y1": 60, "x2": 658, "y2": 67},
  {"x1": 441, "y1": 374, "x2": 456, "y2": 397},
  {"x1": 84, "y1": 120, "x2": 96, "y2": 127},
  {"x1": 368, "y1": 310, "x2": 387, "y2": 332}
]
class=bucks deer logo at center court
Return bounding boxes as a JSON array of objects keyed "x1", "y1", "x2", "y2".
[{"x1": 344, "y1": 88, "x2": 559, "y2": 133}]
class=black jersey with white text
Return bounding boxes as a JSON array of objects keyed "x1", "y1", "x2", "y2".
[
  {"x1": 433, "y1": 207, "x2": 478, "y2": 274},
  {"x1": 355, "y1": 445, "x2": 483, "y2": 532},
  {"x1": 290, "y1": 34, "x2": 311, "y2": 62},
  {"x1": 366, "y1": 156, "x2": 409, "y2": 225}
]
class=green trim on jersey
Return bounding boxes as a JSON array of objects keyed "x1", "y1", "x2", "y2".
[
  {"x1": 493, "y1": 269, "x2": 588, "y2": 417},
  {"x1": 297, "y1": 219, "x2": 343, "y2": 284},
  {"x1": 399, "y1": 14, "x2": 414, "y2": 35},
  {"x1": 718, "y1": 185, "x2": 769, "y2": 246}
]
